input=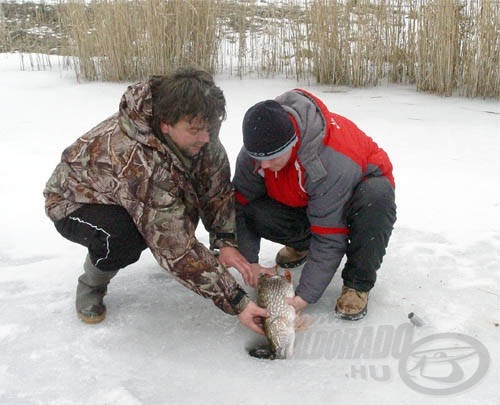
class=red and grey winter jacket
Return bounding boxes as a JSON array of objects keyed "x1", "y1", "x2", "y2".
[{"x1": 233, "y1": 89, "x2": 394, "y2": 303}]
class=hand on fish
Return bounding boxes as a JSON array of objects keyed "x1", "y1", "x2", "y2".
[
  {"x1": 286, "y1": 295, "x2": 308, "y2": 311},
  {"x1": 246, "y1": 263, "x2": 276, "y2": 287},
  {"x1": 218, "y1": 246, "x2": 275, "y2": 287},
  {"x1": 238, "y1": 301, "x2": 269, "y2": 335}
]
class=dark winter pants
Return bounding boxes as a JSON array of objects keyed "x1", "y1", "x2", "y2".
[
  {"x1": 54, "y1": 204, "x2": 148, "y2": 271},
  {"x1": 236, "y1": 177, "x2": 396, "y2": 291}
]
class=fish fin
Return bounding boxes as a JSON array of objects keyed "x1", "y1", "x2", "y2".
[{"x1": 295, "y1": 313, "x2": 312, "y2": 331}]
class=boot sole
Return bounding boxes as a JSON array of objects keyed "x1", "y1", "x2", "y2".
[
  {"x1": 335, "y1": 305, "x2": 367, "y2": 321},
  {"x1": 77, "y1": 311, "x2": 106, "y2": 324},
  {"x1": 276, "y1": 256, "x2": 307, "y2": 269}
]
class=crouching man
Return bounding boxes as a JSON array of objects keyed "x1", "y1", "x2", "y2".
[
  {"x1": 233, "y1": 89, "x2": 397, "y2": 320},
  {"x1": 44, "y1": 68, "x2": 270, "y2": 334}
]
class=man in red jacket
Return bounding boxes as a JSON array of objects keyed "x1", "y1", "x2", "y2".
[{"x1": 233, "y1": 89, "x2": 396, "y2": 320}]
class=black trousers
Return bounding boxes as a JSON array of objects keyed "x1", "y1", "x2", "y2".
[
  {"x1": 237, "y1": 177, "x2": 396, "y2": 291},
  {"x1": 54, "y1": 204, "x2": 148, "y2": 272}
]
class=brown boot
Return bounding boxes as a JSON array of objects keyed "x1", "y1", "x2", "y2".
[
  {"x1": 275, "y1": 246, "x2": 307, "y2": 268},
  {"x1": 335, "y1": 286, "x2": 368, "y2": 320}
]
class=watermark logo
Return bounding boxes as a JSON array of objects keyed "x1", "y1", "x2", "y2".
[
  {"x1": 293, "y1": 316, "x2": 491, "y2": 396},
  {"x1": 399, "y1": 333, "x2": 491, "y2": 395}
]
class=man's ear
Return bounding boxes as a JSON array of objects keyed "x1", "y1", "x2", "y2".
[{"x1": 160, "y1": 121, "x2": 170, "y2": 135}]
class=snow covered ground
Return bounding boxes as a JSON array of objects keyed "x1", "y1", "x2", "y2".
[{"x1": 0, "y1": 53, "x2": 498, "y2": 404}]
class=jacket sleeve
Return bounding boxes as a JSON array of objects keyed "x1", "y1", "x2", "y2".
[
  {"x1": 231, "y1": 147, "x2": 269, "y2": 262},
  {"x1": 194, "y1": 137, "x2": 238, "y2": 250},
  {"x1": 114, "y1": 140, "x2": 249, "y2": 315},
  {"x1": 295, "y1": 150, "x2": 362, "y2": 303}
]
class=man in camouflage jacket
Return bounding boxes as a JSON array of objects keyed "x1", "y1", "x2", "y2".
[{"x1": 44, "y1": 68, "x2": 269, "y2": 334}]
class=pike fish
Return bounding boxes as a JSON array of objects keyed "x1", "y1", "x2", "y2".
[{"x1": 256, "y1": 269, "x2": 296, "y2": 359}]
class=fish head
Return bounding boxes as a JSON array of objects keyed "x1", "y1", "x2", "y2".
[{"x1": 258, "y1": 270, "x2": 292, "y2": 286}]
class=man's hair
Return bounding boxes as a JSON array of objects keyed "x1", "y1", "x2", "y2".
[{"x1": 150, "y1": 67, "x2": 226, "y2": 135}]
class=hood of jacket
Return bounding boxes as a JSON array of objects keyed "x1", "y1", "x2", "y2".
[
  {"x1": 275, "y1": 89, "x2": 329, "y2": 183},
  {"x1": 117, "y1": 80, "x2": 169, "y2": 154},
  {"x1": 118, "y1": 80, "x2": 202, "y2": 171}
]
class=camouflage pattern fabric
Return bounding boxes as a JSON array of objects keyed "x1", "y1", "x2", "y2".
[{"x1": 44, "y1": 80, "x2": 249, "y2": 315}]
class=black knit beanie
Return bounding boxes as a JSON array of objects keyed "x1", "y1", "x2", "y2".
[{"x1": 242, "y1": 100, "x2": 296, "y2": 160}]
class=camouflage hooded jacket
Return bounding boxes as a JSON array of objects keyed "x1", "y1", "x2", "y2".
[{"x1": 44, "y1": 80, "x2": 249, "y2": 315}]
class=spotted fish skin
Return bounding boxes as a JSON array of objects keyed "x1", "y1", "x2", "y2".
[{"x1": 257, "y1": 271, "x2": 296, "y2": 359}]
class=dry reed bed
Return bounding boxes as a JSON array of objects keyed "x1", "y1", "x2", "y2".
[
  {"x1": 58, "y1": 0, "x2": 218, "y2": 81},
  {"x1": 1, "y1": 0, "x2": 498, "y2": 98}
]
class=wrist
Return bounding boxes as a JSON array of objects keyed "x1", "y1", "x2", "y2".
[
  {"x1": 290, "y1": 295, "x2": 309, "y2": 311},
  {"x1": 230, "y1": 288, "x2": 250, "y2": 314},
  {"x1": 210, "y1": 232, "x2": 237, "y2": 250}
]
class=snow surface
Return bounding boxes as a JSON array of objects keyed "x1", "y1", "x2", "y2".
[{"x1": 0, "y1": 53, "x2": 499, "y2": 404}]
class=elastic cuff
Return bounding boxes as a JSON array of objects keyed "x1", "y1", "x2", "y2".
[
  {"x1": 210, "y1": 232, "x2": 238, "y2": 250},
  {"x1": 235, "y1": 190, "x2": 249, "y2": 206},
  {"x1": 230, "y1": 289, "x2": 250, "y2": 314}
]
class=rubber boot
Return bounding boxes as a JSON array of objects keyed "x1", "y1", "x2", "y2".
[{"x1": 76, "y1": 255, "x2": 118, "y2": 324}]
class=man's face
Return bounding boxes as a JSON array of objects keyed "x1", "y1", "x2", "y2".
[
  {"x1": 160, "y1": 117, "x2": 210, "y2": 157},
  {"x1": 257, "y1": 149, "x2": 293, "y2": 172}
]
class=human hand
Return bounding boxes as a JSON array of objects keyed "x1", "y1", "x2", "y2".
[
  {"x1": 286, "y1": 295, "x2": 308, "y2": 312},
  {"x1": 237, "y1": 301, "x2": 269, "y2": 335},
  {"x1": 219, "y1": 247, "x2": 274, "y2": 287},
  {"x1": 218, "y1": 246, "x2": 244, "y2": 268},
  {"x1": 246, "y1": 263, "x2": 275, "y2": 287}
]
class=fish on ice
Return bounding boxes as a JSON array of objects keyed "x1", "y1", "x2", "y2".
[{"x1": 256, "y1": 269, "x2": 297, "y2": 359}]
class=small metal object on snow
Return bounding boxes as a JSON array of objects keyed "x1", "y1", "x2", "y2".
[{"x1": 408, "y1": 312, "x2": 425, "y2": 327}]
